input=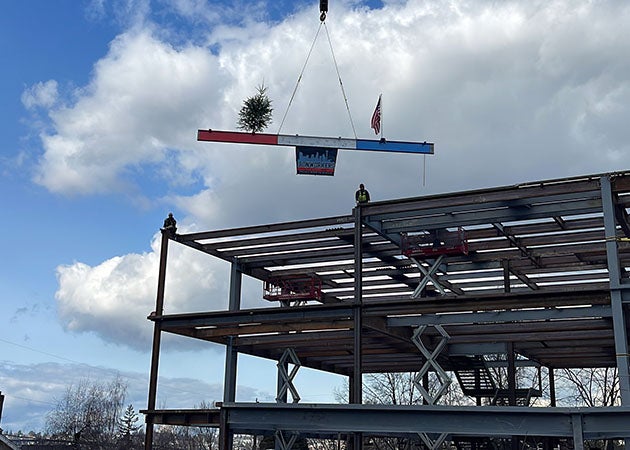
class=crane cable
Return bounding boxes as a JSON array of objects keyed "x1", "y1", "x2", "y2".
[
  {"x1": 277, "y1": 7, "x2": 357, "y2": 139},
  {"x1": 323, "y1": 20, "x2": 357, "y2": 139},
  {"x1": 277, "y1": 22, "x2": 323, "y2": 134}
]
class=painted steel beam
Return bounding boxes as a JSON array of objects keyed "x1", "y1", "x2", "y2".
[
  {"x1": 214, "y1": 403, "x2": 630, "y2": 439},
  {"x1": 388, "y1": 305, "x2": 613, "y2": 327},
  {"x1": 178, "y1": 214, "x2": 354, "y2": 242},
  {"x1": 380, "y1": 198, "x2": 602, "y2": 232},
  {"x1": 197, "y1": 129, "x2": 434, "y2": 155},
  {"x1": 155, "y1": 304, "x2": 354, "y2": 329}
]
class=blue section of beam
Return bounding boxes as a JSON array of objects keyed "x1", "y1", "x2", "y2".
[{"x1": 356, "y1": 139, "x2": 434, "y2": 154}]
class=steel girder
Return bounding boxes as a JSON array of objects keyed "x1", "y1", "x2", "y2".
[{"x1": 212, "y1": 403, "x2": 630, "y2": 440}]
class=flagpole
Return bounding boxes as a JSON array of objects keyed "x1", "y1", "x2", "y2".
[{"x1": 379, "y1": 93, "x2": 383, "y2": 140}]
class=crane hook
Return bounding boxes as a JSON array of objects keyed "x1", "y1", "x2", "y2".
[{"x1": 320, "y1": 0, "x2": 328, "y2": 22}]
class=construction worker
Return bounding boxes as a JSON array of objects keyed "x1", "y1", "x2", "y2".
[
  {"x1": 161, "y1": 213, "x2": 177, "y2": 235},
  {"x1": 355, "y1": 183, "x2": 370, "y2": 205}
]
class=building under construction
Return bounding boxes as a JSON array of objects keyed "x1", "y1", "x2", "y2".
[{"x1": 142, "y1": 171, "x2": 630, "y2": 450}]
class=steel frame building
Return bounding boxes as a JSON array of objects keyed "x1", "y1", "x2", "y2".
[{"x1": 143, "y1": 171, "x2": 630, "y2": 450}]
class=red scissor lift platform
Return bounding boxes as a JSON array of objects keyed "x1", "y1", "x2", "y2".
[
  {"x1": 401, "y1": 227, "x2": 469, "y2": 258},
  {"x1": 263, "y1": 275, "x2": 323, "y2": 302}
]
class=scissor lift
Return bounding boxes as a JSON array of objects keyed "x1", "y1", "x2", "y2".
[
  {"x1": 401, "y1": 227, "x2": 468, "y2": 258},
  {"x1": 263, "y1": 275, "x2": 323, "y2": 303},
  {"x1": 402, "y1": 228, "x2": 468, "y2": 297}
]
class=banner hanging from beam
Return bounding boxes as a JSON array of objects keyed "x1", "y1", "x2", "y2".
[{"x1": 296, "y1": 147, "x2": 337, "y2": 176}]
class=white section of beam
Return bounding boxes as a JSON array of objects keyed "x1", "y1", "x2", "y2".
[{"x1": 278, "y1": 134, "x2": 356, "y2": 149}]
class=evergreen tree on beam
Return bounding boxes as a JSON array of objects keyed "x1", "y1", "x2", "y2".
[{"x1": 237, "y1": 84, "x2": 273, "y2": 133}]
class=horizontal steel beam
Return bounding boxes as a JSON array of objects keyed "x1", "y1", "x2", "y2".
[
  {"x1": 154, "y1": 304, "x2": 355, "y2": 329},
  {"x1": 388, "y1": 305, "x2": 613, "y2": 326},
  {"x1": 178, "y1": 215, "x2": 354, "y2": 242},
  {"x1": 360, "y1": 174, "x2": 604, "y2": 216},
  {"x1": 366, "y1": 189, "x2": 601, "y2": 225},
  {"x1": 380, "y1": 198, "x2": 602, "y2": 232},
  {"x1": 197, "y1": 129, "x2": 434, "y2": 154},
  {"x1": 215, "y1": 403, "x2": 630, "y2": 439}
]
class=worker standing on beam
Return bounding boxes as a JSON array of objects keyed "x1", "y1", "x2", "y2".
[{"x1": 355, "y1": 183, "x2": 370, "y2": 205}]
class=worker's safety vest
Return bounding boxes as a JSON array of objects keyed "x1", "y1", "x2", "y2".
[{"x1": 358, "y1": 191, "x2": 368, "y2": 202}]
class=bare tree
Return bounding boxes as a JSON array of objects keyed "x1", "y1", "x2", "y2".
[
  {"x1": 151, "y1": 400, "x2": 219, "y2": 450},
  {"x1": 45, "y1": 375, "x2": 127, "y2": 449},
  {"x1": 556, "y1": 367, "x2": 619, "y2": 407},
  {"x1": 555, "y1": 368, "x2": 620, "y2": 450},
  {"x1": 333, "y1": 372, "x2": 471, "y2": 450}
]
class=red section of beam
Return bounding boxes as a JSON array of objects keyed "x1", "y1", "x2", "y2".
[{"x1": 197, "y1": 129, "x2": 278, "y2": 145}]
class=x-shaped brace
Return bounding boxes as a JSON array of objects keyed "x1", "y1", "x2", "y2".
[
  {"x1": 275, "y1": 430, "x2": 299, "y2": 450},
  {"x1": 411, "y1": 255, "x2": 446, "y2": 297},
  {"x1": 412, "y1": 324, "x2": 452, "y2": 405},
  {"x1": 418, "y1": 432, "x2": 449, "y2": 450},
  {"x1": 276, "y1": 348, "x2": 301, "y2": 403}
]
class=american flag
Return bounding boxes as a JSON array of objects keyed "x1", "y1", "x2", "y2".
[{"x1": 370, "y1": 95, "x2": 381, "y2": 135}]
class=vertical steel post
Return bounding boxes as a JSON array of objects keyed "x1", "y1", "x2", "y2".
[
  {"x1": 223, "y1": 263, "x2": 242, "y2": 403},
  {"x1": 600, "y1": 175, "x2": 630, "y2": 405},
  {"x1": 276, "y1": 360, "x2": 289, "y2": 402},
  {"x1": 145, "y1": 231, "x2": 170, "y2": 450},
  {"x1": 507, "y1": 342, "x2": 516, "y2": 406},
  {"x1": 571, "y1": 414, "x2": 585, "y2": 450},
  {"x1": 507, "y1": 342, "x2": 518, "y2": 450},
  {"x1": 223, "y1": 262, "x2": 242, "y2": 450},
  {"x1": 502, "y1": 259, "x2": 511, "y2": 293},
  {"x1": 549, "y1": 367, "x2": 556, "y2": 407},
  {"x1": 352, "y1": 206, "x2": 363, "y2": 404},
  {"x1": 544, "y1": 367, "x2": 557, "y2": 450},
  {"x1": 275, "y1": 359, "x2": 288, "y2": 450},
  {"x1": 423, "y1": 372, "x2": 430, "y2": 405},
  {"x1": 352, "y1": 206, "x2": 363, "y2": 450},
  {"x1": 220, "y1": 406, "x2": 230, "y2": 450},
  {"x1": 475, "y1": 369, "x2": 482, "y2": 406},
  {"x1": 0, "y1": 390, "x2": 4, "y2": 424}
]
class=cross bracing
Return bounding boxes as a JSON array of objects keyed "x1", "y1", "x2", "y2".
[{"x1": 143, "y1": 171, "x2": 630, "y2": 449}]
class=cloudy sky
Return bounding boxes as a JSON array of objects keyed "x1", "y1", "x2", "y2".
[{"x1": 2, "y1": 0, "x2": 630, "y2": 432}]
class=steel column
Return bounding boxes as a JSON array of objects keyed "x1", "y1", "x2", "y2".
[
  {"x1": 600, "y1": 176, "x2": 630, "y2": 404},
  {"x1": 220, "y1": 406, "x2": 230, "y2": 450},
  {"x1": 549, "y1": 367, "x2": 556, "y2": 407},
  {"x1": 352, "y1": 206, "x2": 363, "y2": 450},
  {"x1": 352, "y1": 206, "x2": 363, "y2": 404},
  {"x1": 502, "y1": 259, "x2": 511, "y2": 293},
  {"x1": 571, "y1": 414, "x2": 584, "y2": 450},
  {"x1": 223, "y1": 263, "x2": 242, "y2": 450},
  {"x1": 145, "y1": 231, "x2": 170, "y2": 450},
  {"x1": 223, "y1": 263, "x2": 242, "y2": 403},
  {"x1": 507, "y1": 342, "x2": 518, "y2": 450},
  {"x1": 507, "y1": 342, "x2": 516, "y2": 407}
]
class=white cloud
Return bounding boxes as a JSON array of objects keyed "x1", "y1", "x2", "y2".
[
  {"x1": 0, "y1": 361, "x2": 268, "y2": 432},
  {"x1": 34, "y1": 30, "x2": 226, "y2": 195},
  {"x1": 55, "y1": 231, "x2": 231, "y2": 350},
  {"x1": 30, "y1": 0, "x2": 630, "y2": 348},
  {"x1": 21, "y1": 80, "x2": 59, "y2": 110}
]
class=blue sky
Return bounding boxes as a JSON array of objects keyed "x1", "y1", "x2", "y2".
[{"x1": 2, "y1": 0, "x2": 630, "y2": 432}]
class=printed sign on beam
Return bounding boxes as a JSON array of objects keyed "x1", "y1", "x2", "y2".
[{"x1": 295, "y1": 147, "x2": 338, "y2": 176}]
